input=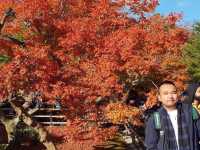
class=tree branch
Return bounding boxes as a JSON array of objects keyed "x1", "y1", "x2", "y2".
[
  {"x1": 0, "y1": 35, "x2": 25, "y2": 47},
  {"x1": 0, "y1": 8, "x2": 25, "y2": 47},
  {"x1": 8, "y1": 100, "x2": 56, "y2": 150},
  {"x1": 0, "y1": 8, "x2": 15, "y2": 34}
]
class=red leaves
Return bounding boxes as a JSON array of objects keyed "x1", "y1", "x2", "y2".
[
  {"x1": 117, "y1": 0, "x2": 159, "y2": 16},
  {"x1": 0, "y1": 0, "x2": 189, "y2": 148}
]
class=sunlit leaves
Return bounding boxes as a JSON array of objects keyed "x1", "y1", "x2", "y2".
[{"x1": 105, "y1": 103, "x2": 142, "y2": 125}]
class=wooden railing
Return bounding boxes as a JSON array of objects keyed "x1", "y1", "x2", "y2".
[{"x1": 0, "y1": 102, "x2": 67, "y2": 126}]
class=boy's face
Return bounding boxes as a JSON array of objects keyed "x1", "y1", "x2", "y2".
[
  {"x1": 158, "y1": 84, "x2": 178, "y2": 109},
  {"x1": 194, "y1": 86, "x2": 200, "y2": 102},
  {"x1": 195, "y1": 87, "x2": 200, "y2": 98}
]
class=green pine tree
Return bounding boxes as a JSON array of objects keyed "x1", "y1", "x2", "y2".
[{"x1": 183, "y1": 22, "x2": 200, "y2": 81}]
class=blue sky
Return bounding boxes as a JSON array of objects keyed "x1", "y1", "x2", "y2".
[{"x1": 156, "y1": 0, "x2": 200, "y2": 24}]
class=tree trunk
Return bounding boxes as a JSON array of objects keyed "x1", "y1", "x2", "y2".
[{"x1": 8, "y1": 100, "x2": 56, "y2": 150}]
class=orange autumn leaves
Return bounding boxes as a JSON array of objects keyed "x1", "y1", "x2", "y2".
[
  {"x1": 105, "y1": 103, "x2": 142, "y2": 125},
  {"x1": 0, "y1": 0, "x2": 188, "y2": 102},
  {"x1": 0, "y1": 0, "x2": 190, "y2": 149}
]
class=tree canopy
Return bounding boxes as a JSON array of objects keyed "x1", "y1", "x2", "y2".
[
  {"x1": 184, "y1": 22, "x2": 200, "y2": 81},
  {"x1": 0, "y1": 0, "x2": 189, "y2": 149}
]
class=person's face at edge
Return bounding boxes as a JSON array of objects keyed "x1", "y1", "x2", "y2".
[
  {"x1": 194, "y1": 87, "x2": 200, "y2": 105},
  {"x1": 195, "y1": 87, "x2": 200, "y2": 99}
]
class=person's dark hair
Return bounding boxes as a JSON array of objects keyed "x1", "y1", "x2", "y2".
[
  {"x1": 159, "y1": 80, "x2": 176, "y2": 87},
  {"x1": 159, "y1": 80, "x2": 176, "y2": 88},
  {"x1": 158, "y1": 80, "x2": 176, "y2": 93}
]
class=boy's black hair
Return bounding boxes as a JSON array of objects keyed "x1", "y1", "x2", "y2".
[
  {"x1": 159, "y1": 80, "x2": 176, "y2": 88},
  {"x1": 158, "y1": 80, "x2": 176, "y2": 94}
]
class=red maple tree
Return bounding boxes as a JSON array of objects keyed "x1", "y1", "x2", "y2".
[{"x1": 0, "y1": 0, "x2": 189, "y2": 149}]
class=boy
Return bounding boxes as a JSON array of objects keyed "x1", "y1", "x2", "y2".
[{"x1": 145, "y1": 80, "x2": 200, "y2": 150}]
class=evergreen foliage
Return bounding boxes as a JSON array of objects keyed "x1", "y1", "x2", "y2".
[{"x1": 184, "y1": 22, "x2": 200, "y2": 81}]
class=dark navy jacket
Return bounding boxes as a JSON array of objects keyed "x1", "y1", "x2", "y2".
[
  {"x1": 144, "y1": 103, "x2": 200, "y2": 150},
  {"x1": 184, "y1": 83, "x2": 200, "y2": 104}
]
